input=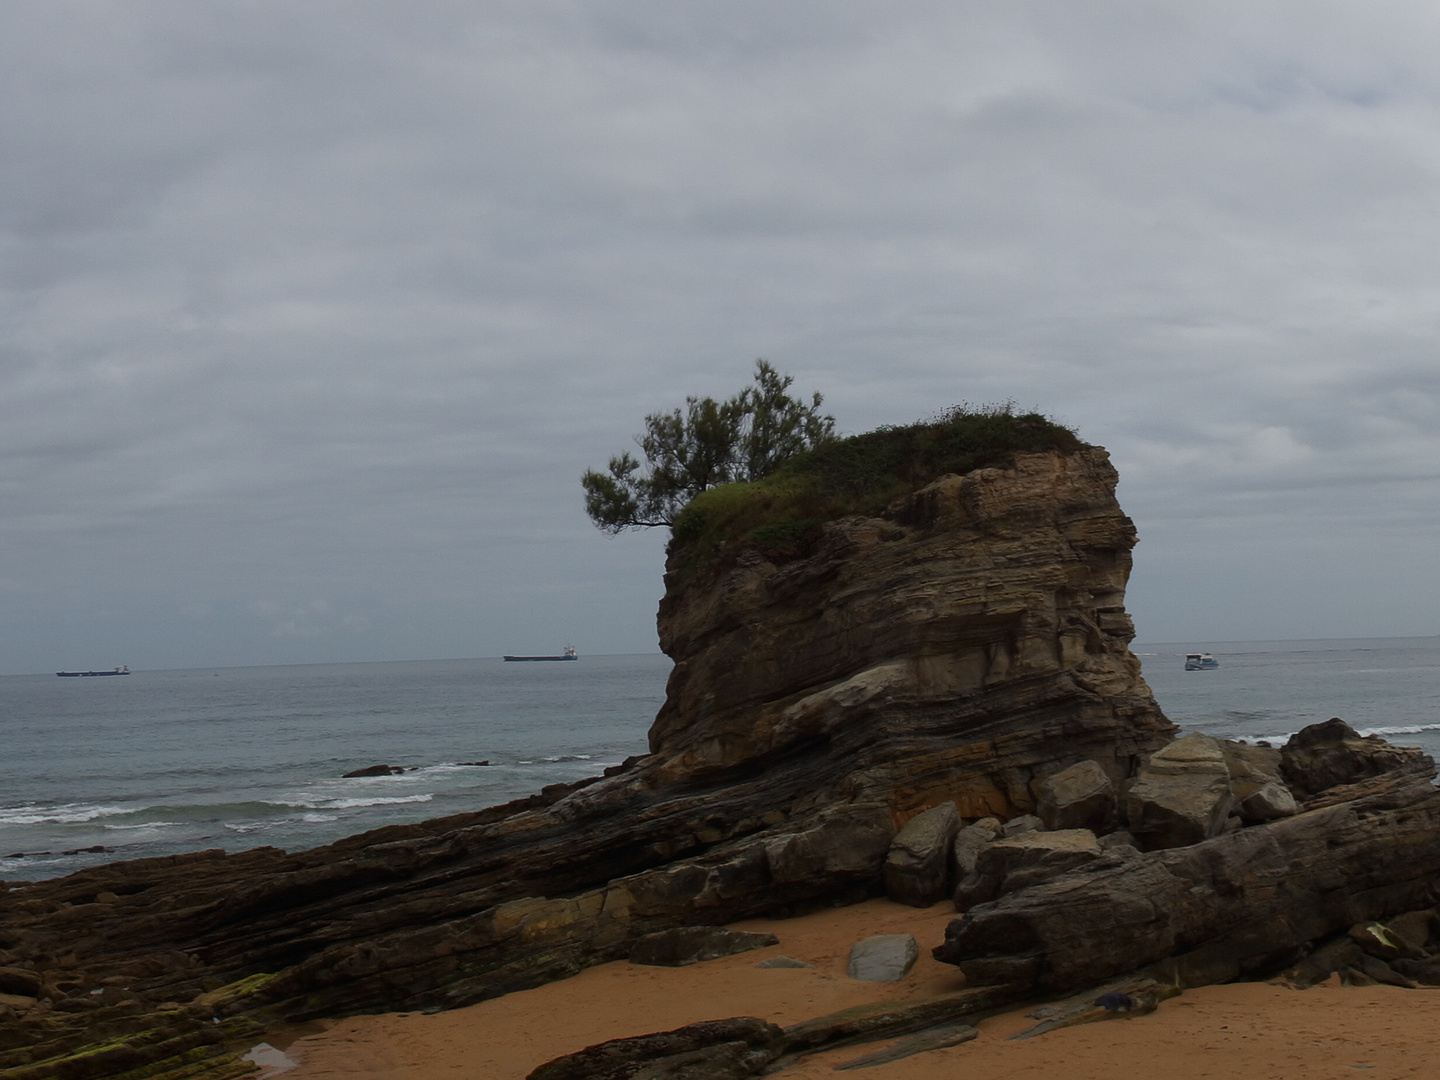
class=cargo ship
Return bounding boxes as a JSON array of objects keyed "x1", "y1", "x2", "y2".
[{"x1": 502, "y1": 646, "x2": 578, "y2": 662}]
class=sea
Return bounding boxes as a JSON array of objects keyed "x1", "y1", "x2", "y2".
[
  {"x1": 0, "y1": 654, "x2": 671, "y2": 883},
  {"x1": 2, "y1": 637, "x2": 1437, "y2": 884}
]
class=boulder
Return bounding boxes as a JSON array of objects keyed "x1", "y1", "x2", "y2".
[
  {"x1": 1391, "y1": 957, "x2": 1440, "y2": 986},
  {"x1": 1220, "y1": 741, "x2": 1284, "y2": 789},
  {"x1": 629, "y1": 928, "x2": 779, "y2": 968},
  {"x1": 1237, "y1": 781, "x2": 1297, "y2": 824},
  {"x1": 1385, "y1": 910, "x2": 1437, "y2": 955},
  {"x1": 1034, "y1": 761, "x2": 1117, "y2": 833},
  {"x1": 1001, "y1": 814, "x2": 1044, "y2": 838},
  {"x1": 1348, "y1": 922, "x2": 1424, "y2": 963},
  {"x1": 762, "y1": 805, "x2": 895, "y2": 886},
  {"x1": 1124, "y1": 733, "x2": 1233, "y2": 850},
  {"x1": 1098, "y1": 830, "x2": 1138, "y2": 855},
  {"x1": 1355, "y1": 953, "x2": 1417, "y2": 988},
  {"x1": 847, "y1": 935, "x2": 919, "y2": 982},
  {"x1": 1281, "y1": 936, "x2": 1368, "y2": 987},
  {"x1": 951, "y1": 817, "x2": 1001, "y2": 878},
  {"x1": 882, "y1": 802, "x2": 960, "y2": 907},
  {"x1": 934, "y1": 769, "x2": 1440, "y2": 993},
  {"x1": 952, "y1": 829, "x2": 1102, "y2": 911},
  {"x1": 1281, "y1": 717, "x2": 1433, "y2": 798},
  {"x1": 340, "y1": 764, "x2": 405, "y2": 778}
]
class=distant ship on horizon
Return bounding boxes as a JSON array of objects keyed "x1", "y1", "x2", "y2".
[
  {"x1": 502, "y1": 646, "x2": 578, "y2": 662},
  {"x1": 57, "y1": 666, "x2": 131, "y2": 677}
]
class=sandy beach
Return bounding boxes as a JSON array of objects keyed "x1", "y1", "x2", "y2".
[{"x1": 268, "y1": 897, "x2": 1440, "y2": 1080}]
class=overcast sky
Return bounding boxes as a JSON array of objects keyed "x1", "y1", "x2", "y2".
[{"x1": 3, "y1": 1, "x2": 1438, "y2": 675}]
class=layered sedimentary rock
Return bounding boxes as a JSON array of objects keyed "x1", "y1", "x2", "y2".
[
  {"x1": 647, "y1": 448, "x2": 1171, "y2": 811},
  {"x1": 0, "y1": 447, "x2": 1172, "y2": 1078},
  {"x1": 934, "y1": 724, "x2": 1440, "y2": 992}
]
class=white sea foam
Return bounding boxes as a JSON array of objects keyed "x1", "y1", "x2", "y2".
[
  {"x1": 1220, "y1": 722, "x2": 1440, "y2": 745},
  {"x1": 1357, "y1": 723, "x2": 1440, "y2": 737},
  {"x1": 268, "y1": 794, "x2": 435, "y2": 811},
  {"x1": 101, "y1": 820, "x2": 182, "y2": 831},
  {"x1": 0, "y1": 804, "x2": 128, "y2": 826},
  {"x1": 516, "y1": 754, "x2": 593, "y2": 765}
]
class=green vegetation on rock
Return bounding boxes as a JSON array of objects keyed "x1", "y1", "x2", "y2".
[
  {"x1": 581, "y1": 361, "x2": 835, "y2": 533},
  {"x1": 667, "y1": 403, "x2": 1083, "y2": 574}
]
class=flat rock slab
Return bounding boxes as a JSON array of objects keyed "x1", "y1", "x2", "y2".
[
  {"x1": 847, "y1": 934, "x2": 919, "y2": 982},
  {"x1": 629, "y1": 927, "x2": 779, "y2": 967},
  {"x1": 527, "y1": 1016, "x2": 785, "y2": 1080},
  {"x1": 1008, "y1": 977, "x2": 1178, "y2": 1040},
  {"x1": 755, "y1": 956, "x2": 814, "y2": 969},
  {"x1": 781, "y1": 984, "x2": 1025, "y2": 1052},
  {"x1": 835, "y1": 1021, "x2": 977, "y2": 1070}
]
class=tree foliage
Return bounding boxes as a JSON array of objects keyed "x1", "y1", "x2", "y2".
[{"x1": 582, "y1": 360, "x2": 835, "y2": 533}]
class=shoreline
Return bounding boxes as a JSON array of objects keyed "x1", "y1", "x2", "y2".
[{"x1": 270, "y1": 897, "x2": 1440, "y2": 1080}]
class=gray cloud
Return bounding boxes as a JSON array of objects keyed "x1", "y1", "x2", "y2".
[{"x1": 3, "y1": 1, "x2": 1439, "y2": 673}]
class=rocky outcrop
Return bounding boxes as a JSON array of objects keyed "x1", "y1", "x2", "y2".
[
  {"x1": 1281, "y1": 717, "x2": 1431, "y2": 797},
  {"x1": 882, "y1": 802, "x2": 960, "y2": 906},
  {"x1": 0, "y1": 447, "x2": 1171, "y2": 1077},
  {"x1": 628, "y1": 927, "x2": 778, "y2": 967},
  {"x1": 952, "y1": 828, "x2": 1104, "y2": 911},
  {"x1": 528, "y1": 982, "x2": 1028, "y2": 1080},
  {"x1": 1237, "y1": 781, "x2": 1296, "y2": 824},
  {"x1": 934, "y1": 750, "x2": 1440, "y2": 992},
  {"x1": 1124, "y1": 733, "x2": 1234, "y2": 850},
  {"x1": 846, "y1": 935, "x2": 920, "y2": 982},
  {"x1": 1034, "y1": 760, "x2": 1117, "y2": 833},
  {"x1": 648, "y1": 448, "x2": 1171, "y2": 811},
  {"x1": 951, "y1": 817, "x2": 1001, "y2": 878},
  {"x1": 526, "y1": 1017, "x2": 786, "y2": 1080}
]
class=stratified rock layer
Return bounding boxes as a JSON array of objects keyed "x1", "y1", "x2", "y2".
[
  {"x1": 934, "y1": 767, "x2": 1440, "y2": 992},
  {"x1": 0, "y1": 447, "x2": 1172, "y2": 1077},
  {"x1": 648, "y1": 448, "x2": 1172, "y2": 812}
]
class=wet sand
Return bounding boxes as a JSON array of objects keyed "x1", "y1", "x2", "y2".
[{"x1": 271, "y1": 897, "x2": 1440, "y2": 1080}]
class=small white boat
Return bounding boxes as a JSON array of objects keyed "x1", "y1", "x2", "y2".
[{"x1": 1184, "y1": 653, "x2": 1218, "y2": 671}]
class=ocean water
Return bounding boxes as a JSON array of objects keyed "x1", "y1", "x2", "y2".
[
  {"x1": 0, "y1": 654, "x2": 670, "y2": 882},
  {"x1": 1135, "y1": 636, "x2": 1440, "y2": 756},
  {"x1": 3, "y1": 638, "x2": 1437, "y2": 884}
]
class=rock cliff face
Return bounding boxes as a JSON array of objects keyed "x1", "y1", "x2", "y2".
[
  {"x1": 0, "y1": 446, "x2": 1173, "y2": 1078},
  {"x1": 647, "y1": 447, "x2": 1173, "y2": 816}
]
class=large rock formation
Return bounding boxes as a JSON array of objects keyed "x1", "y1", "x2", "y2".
[
  {"x1": 647, "y1": 447, "x2": 1170, "y2": 812},
  {"x1": 0, "y1": 446, "x2": 1173, "y2": 1078},
  {"x1": 933, "y1": 724, "x2": 1440, "y2": 992}
]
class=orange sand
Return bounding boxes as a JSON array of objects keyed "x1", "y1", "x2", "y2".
[{"x1": 273, "y1": 898, "x2": 1440, "y2": 1080}]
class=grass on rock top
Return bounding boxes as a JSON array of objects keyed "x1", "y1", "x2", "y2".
[{"x1": 666, "y1": 406, "x2": 1084, "y2": 581}]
